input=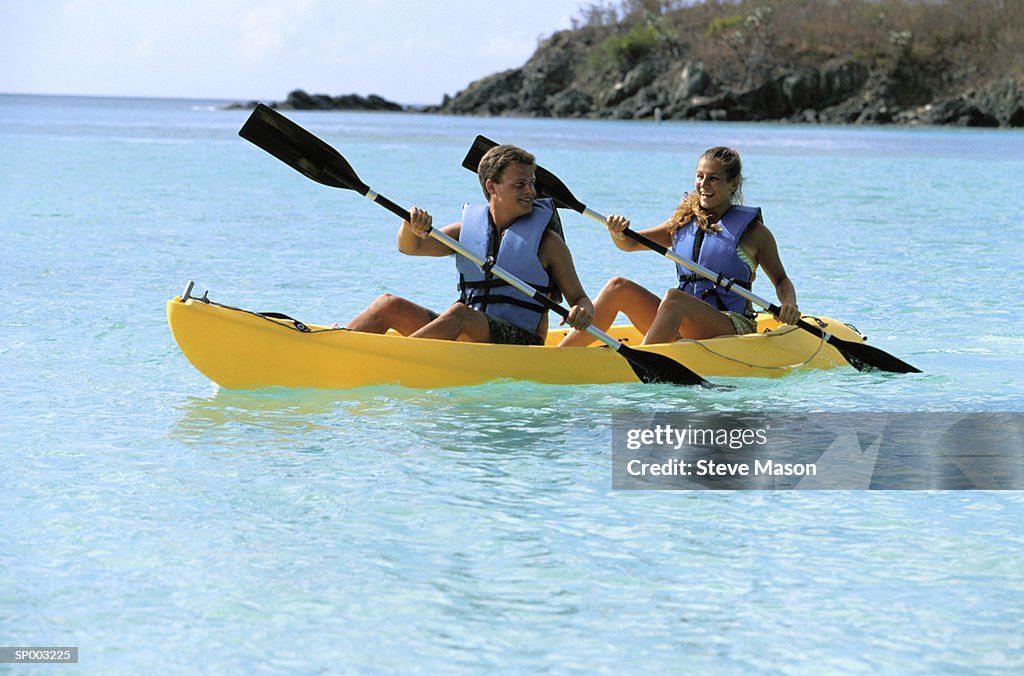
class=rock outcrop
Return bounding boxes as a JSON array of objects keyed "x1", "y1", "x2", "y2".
[
  {"x1": 222, "y1": 89, "x2": 404, "y2": 112},
  {"x1": 428, "y1": 9, "x2": 1023, "y2": 128}
]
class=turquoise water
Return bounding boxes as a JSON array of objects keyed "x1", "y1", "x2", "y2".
[{"x1": 2, "y1": 94, "x2": 1023, "y2": 671}]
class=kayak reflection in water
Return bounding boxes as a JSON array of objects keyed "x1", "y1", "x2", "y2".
[
  {"x1": 343, "y1": 144, "x2": 594, "y2": 346},
  {"x1": 560, "y1": 146, "x2": 800, "y2": 347}
]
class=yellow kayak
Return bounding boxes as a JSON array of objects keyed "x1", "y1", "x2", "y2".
[{"x1": 166, "y1": 290, "x2": 866, "y2": 389}]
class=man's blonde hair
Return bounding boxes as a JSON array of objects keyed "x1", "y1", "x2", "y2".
[{"x1": 476, "y1": 144, "x2": 536, "y2": 199}]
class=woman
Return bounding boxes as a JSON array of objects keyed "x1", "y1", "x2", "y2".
[{"x1": 559, "y1": 146, "x2": 800, "y2": 347}]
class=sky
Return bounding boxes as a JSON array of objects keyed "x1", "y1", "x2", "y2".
[{"x1": 0, "y1": 0, "x2": 589, "y2": 105}]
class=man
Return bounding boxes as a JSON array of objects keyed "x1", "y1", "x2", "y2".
[{"x1": 344, "y1": 145, "x2": 594, "y2": 345}]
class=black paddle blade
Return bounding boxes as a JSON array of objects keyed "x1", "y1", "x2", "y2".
[
  {"x1": 832, "y1": 340, "x2": 921, "y2": 374},
  {"x1": 794, "y1": 319, "x2": 920, "y2": 373},
  {"x1": 617, "y1": 343, "x2": 712, "y2": 386},
  {"x1": 535, "y1": 164, "x2": 586, "y2": 212},
  {"x1": 461, "y1": 135, "x2": 585, "y2": 212},
  {"x1": 460, "y1": 134, "x2": 497, "y2": 173},
  {"x1": 239, "y1": 104, "x2": 368, "y2": 193}
]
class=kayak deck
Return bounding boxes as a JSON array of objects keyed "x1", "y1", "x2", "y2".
[{"x1": 167, "y1": 295, "x2": 858, "y2": 389}]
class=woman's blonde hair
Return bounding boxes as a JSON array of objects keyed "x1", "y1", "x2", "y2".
[{"x1": 668, "y1": 146, "x2": 743, "y2": 235}]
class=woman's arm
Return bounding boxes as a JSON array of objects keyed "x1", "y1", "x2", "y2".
[
  {"x1": 745, "y1": 220, "x2": 800, "y2": 324},
  {"x1": 605, "y1": 215, "x2": 674, "y2": 252}
]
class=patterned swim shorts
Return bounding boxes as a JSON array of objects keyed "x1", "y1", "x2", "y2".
[
  {"x1": 724, "y1": 311, "x2": 757, "y2": 335},
  {"x1": 485, "y1": 314, "x2": 544, "y2": 346}
]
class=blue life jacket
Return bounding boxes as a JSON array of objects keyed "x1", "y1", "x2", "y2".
[
  {"x1": 672, "y1": 204, "x2": 760, "y2": 315},
  {"x1": 456, "y1": 198, "x2": 561, "y2": 334}
]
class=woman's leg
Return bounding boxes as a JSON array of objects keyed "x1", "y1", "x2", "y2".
[
  {"x1": 559, "y1": 277, "x2": 661, "y2": 347},
  {"x1": 642, "y1": 288, "x2": 736, "y2": 344}
]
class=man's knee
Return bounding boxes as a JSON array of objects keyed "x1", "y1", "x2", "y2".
[
  {"x1": 373, "y1": 293, "x2": 425, "y2": 319},
  {"x1": 371, "y1": 293, "x2": 401, "y2": 309},
  {"x1": 415, "y1": 302, "x2": 490, "y2": 342},
  {"x1": 437, "y1": 302, "x2": 473, "y2": 320}
]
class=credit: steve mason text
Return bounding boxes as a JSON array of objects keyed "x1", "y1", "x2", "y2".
[{"x1": 626, "y1": 458, "x2": 817, "y2": 477}]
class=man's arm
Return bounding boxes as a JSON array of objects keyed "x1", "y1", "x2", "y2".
[
  {"x1": 539, "y1": 230, "x2": 594, "y2": 330},
  {"x1": 397, "y1": 207, "x2": 461, "y2": 257}
]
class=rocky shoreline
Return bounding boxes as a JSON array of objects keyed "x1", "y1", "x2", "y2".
[
  {"x1": 235, "y1": 68, "x2": 1023, "y2": 128},
  {"x1": 425, "y1": 30, "x2": 1024, "y2": 128}
]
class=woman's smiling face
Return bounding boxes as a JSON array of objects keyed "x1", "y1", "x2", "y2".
[{"x1": 694, "y1": 157, "x2": 737, "y2": 216}]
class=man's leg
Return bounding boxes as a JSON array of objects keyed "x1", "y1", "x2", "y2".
[
  {"x1": 409, "y1": 302, "x2": 491, "y2": 342},
  {"x1": 344, "y1": 294, "x2": 437, "y2": 335}
]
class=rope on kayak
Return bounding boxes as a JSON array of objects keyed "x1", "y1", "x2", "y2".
[{"x1": 681, "y1": 318, "x2": 829, "y2": 371}]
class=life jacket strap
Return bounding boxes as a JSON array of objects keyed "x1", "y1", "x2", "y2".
[
  {"x1": 678, "y1": 273, "x2": 750, "y2": 291},
  {"x1": 677, "y1": 274, "x2": 751, "y2": 312},
  {"x1": 458, "y1": 278, "x2": 556, "y2": 295},
  {"x1": 467, "y1": 294, "x2": 546, "y2": 313}
]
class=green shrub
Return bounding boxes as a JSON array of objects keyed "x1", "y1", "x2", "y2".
[
  {"x1": 706, "y1": 13, "x2": 744, "y2": 38},
  {"x1": 597, "y1": 22, "x2": 661, "y2": 71}
]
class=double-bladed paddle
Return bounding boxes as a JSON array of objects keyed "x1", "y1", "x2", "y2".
[
  {"x1": 238, "y1": 104, "x2": 712, "y2": 386},
  {"x1": 462, "y1": 135, "x2": 921, "y2": 374}
]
